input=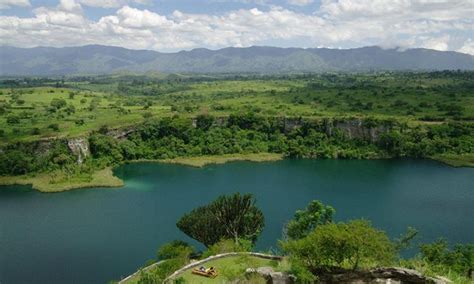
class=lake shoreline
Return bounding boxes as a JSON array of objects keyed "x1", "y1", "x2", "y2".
[
  {"x1": 127, "y1": 152, "x2": 284, "y2": 168},
  {"x1": 0, "y1": 168, "x2": 123, "y2": 193},
  {"x1": 0, "y1": 153, "x2": 471, "y2": 192},
  {"x1": 0, "y1": 153, "x2": 283, "y2": 192}
]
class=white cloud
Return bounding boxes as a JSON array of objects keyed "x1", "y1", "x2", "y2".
[
  {"x1": 0, "y1": 0, "x2": 472, "y2": 53},
  {"x1": 0, "y1": 0, "x2": 30, "y2": 9},
  {"x1": 458, "y1": 39, "x2": 474, "y2": 55},
  {"x1": 287, "y1": 0, "x2": 314, "y2": 6},
  {"x1": 77, "y1": 0, "x2": 149, "y2": 9},
  {"x1": 59, "y1": 0, "x2": 82, "y2": 12},
  {"x1": 418, "y1": 34, "x2": 450, "y2": 51},
  {"x1": 319, "y1": 0, "x2": 473, "y2": 21}
]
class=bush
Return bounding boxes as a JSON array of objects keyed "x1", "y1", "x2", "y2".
[
  {"x1": 6, "y1": 115, "x2": 20, "y2": 124},
  {"x1": 157, "y1": 240, "x2": 194, "y2": 260},
  {"x1": 50, "y1": 98, "x2": 67, "y2": 110},
  {"x1": 137, "y1": 241, "x2": 194, "y2": 284},
  {"x1": 201, "y1": 238, "x2": 253, "y2": 259},
  {"x1": 31, "y1": 128, "x2": 41, "y2": 135},
  {"x1": 281, "y1": 219, "x2": 396, "y2": 271},
  {"x1": 48, "y1": 123, "x2": 59, "y2": 131},
  {"x1": 420, "y1": 239, "x2": 473, "y2": 277}
]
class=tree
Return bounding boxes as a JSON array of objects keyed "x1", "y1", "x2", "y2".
[
  {"x1": 48, "y1": 123, "x2": 59, "y2": 131},
  {"x1": 30, "y1": 127, "x2": 41, "y2": 135},
  {"x1": 281, "y1": 220, "x2": 396, "y2": 271},
  {"x1": 196, "y1": 114, "x2": 214, "y2": 131},
  {"x1": 176, "y1": 193, "x2": 265, "y2": 247},
  {"x1": 50, "y1": 98, "x2": 67, "y2": 110},
  {"x1": 420, "y1": 239, "x2": 474, "y2": 277},
  {"x1": 157, "y1": 240, "x2": 194, "y2": 260},
  {"x1": 6, "y1": 115, "x2": 20, "y2": 124},
  {"x1": 65, "y1": 104, "x2": 76, "y2": 115},
  {"x1": 285, "y1": 200, "x2": 335, "y2": 240}
]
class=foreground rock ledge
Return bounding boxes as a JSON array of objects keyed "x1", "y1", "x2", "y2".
[
  {"x1": 245, "y1": 266, "x2": 452, "y2": 284},
  {"x1": 314, "y1": 267, "x2": 452, "y2": 284}
]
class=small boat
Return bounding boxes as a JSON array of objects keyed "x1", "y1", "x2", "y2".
[{"x1": 192, "y1": 266, "x2": 218, "y2": 278}]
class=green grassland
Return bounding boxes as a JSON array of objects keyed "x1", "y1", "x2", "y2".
[
  {"x1": 1, "y1": 72, "x2": 473, "y2": 144},
  {"x1": 0, "y1": 87, "x2": 170, "y2": 143},
  {"x1": 153, "y1": 153, "x2": 283, "y2": 167},
  {"x1": 175, "y1": 255, "x2": 284, "y2": 283},
  {"x1": 0, "y1": 168, "x2": 123, "y2": 192},
  {"x1": 431, "y1": 153, "x2": 474, "y2": 167},
  {"x1": 0, "y1": 72, "x2": 473, "y2": 192},
  {"x1": 122, "y1": 254, "x2": 287, "y2": 284}
]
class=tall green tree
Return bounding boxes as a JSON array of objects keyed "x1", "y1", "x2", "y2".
[
  {"x1": 285, "y1": 200, "x2": 335, "y2": 240},
  {"x1": 176, "y1": 193, "x2": 264, "y2": 247}
]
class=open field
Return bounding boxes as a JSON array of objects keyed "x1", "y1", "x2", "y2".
[
  {"x1": 431, "y1": 153, "x2": 474, "y2": 167},
  {"x1": 1, "y1": 72, "x2": 473, "y2": 144}
]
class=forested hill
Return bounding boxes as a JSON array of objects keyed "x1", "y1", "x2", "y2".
[{"x1": 1, "y1": 45, "x2": 474, "y2": 76}]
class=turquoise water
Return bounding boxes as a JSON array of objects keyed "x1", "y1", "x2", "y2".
[{"x1": 0, "y1": 159, "x2": 473, "y2": 284}]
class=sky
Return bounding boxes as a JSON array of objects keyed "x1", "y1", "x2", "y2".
[{"x1": 0, "y1": 0, "x2": 473, "y2": 54}]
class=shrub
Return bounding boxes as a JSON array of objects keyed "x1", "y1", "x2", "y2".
[
  {"x1": 50, "y1": 98, "x2": 67, "y2": 110},
  {"x1": 201, "y1": 238, "x2": 253, "y2": 259},
  {"x1": 420, "y1": 239, "x2": 473, "y2": 277},
  {"x1": 137, "y1": 241, "x2": 194, "y2": 284},
  {"x1": 281, "y1": 219, "x2": 396, "y2": 271},
  {"x1": 48, "y1": 123, "x2": 59, "y2": 131},
  {"x1": 157, "y1": 240, "x2": 194, "y2": 260},
  {"x1": 31, "y1": 128, "x2": 41, "y2": 135},
  {"x1": 6, "y1": 115, "x2": 20, "y2": 124}
]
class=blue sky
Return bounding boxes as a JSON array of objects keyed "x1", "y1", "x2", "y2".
[{"x1": 1, "y1": 0, "x2": 473, "y2": 54}]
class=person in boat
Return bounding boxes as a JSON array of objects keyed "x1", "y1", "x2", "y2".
[{"x1": 199, "y1": 266, "x2": 206, "y2": 272}]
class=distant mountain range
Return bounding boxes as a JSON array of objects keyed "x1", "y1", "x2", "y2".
[{"x1": 1, "y1": 45, "x2": 473, "y2": 76}]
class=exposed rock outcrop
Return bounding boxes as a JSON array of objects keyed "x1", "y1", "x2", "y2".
[
  {"x1": 106, "y1": 127, "x2": 136, "y2": 139},
  {"x1": 246, "y1": 266, "x2": 296, "y2": 284},
  {"x1": 324, "y1": 118, "x2": 392, "y2": 142},
  {"x1": 315, "y1": 267, "x2": 452, "y2": 284},
  {"x1": 67, "y1": 138, "x2": 90, "y2": 164}
]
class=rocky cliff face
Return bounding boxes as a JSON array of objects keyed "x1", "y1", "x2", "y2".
[
  {"x1": 191, "y1": 116, "x2": 390, "y2": 142},
  {"x1": 106, "y1": 127, "x2": 137, "y2": 140},
  {"x1": 325, "y1": 119, "x2": 392, "y2": 142},
  {"x1": 67, "y1": 138, "x2": 90, "y2": 164},
  {"x1": 3, "y1": 117, "x2": 392, "y2": 165}
]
